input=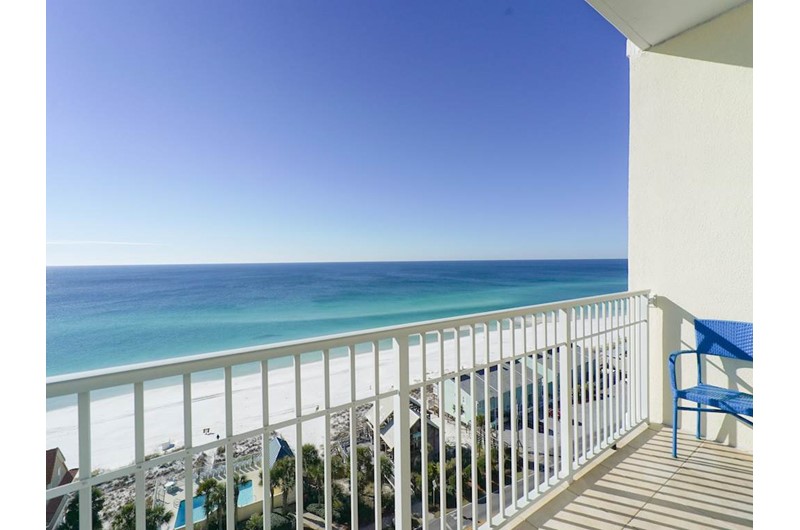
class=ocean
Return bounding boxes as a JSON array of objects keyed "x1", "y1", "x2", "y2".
[{"x1": 46, "y1": 260, "x2": 627, "y2": 377}]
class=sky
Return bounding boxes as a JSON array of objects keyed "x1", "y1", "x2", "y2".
[{"x1": 46, "y1": 0, "x2": 629, "y2": 266}]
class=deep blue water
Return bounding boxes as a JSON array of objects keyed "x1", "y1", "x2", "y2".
[{"x1": 47, "y1": 260, "x2": 627, "y2": 376}]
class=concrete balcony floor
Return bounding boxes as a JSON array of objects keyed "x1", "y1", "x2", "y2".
[{"x1": 514, "y1": 427, "x2": 752, "y2": 530}]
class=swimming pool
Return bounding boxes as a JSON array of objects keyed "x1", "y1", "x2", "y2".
[
  {"x1": 174, "y1": 494, "x2": 206, "y2": 528},
  {"x1": 238, "y1": 480, "x2": 254, "y2": 506},
  {"x1": 174, "y1": 481, "x2": 255, "y2": 528}
]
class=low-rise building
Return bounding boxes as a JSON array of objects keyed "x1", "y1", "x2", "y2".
[{"x1": 46, "y1": 448, "x2": 77, "y2": 530}]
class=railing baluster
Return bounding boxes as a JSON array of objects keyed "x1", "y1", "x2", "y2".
[
  {"x1": 552, "y1": 312, "x2": 560, "y2": 479},
  {"x1": 261, "y1": 361, "x2": 271, "y2": 530},
  {"x1": 483, "y1": 322, "x2": 493, "y2": 527},
  {"x1": 607, "y1": 300, "x2": 614, "y2": 443},
  {"x1": 628, "y1": 298, "x2": 635, "y2": 425},
  {"x1": 570, "y1": 309, "x2": 579, "y2": 471},
  {"x1": 455, "y1": 328, "x2": 463, "y2": 529},
  {"x1": 521, "y1": 316, "x2": 529, "y2": 502},
  {"x1": 623, "y1": 298, "x2": 630, "y2": 431},
  {"x1": 624, "y1": 299, "x2": 629, "y2": 429},
  {"x1": 438, "y1": 331, "x2": 446, "y2": 526},
  {"x1": 632, "y1": 296, "x2": 637, "y2": 428},
  {"x1": 183, "y1": 374, "x2": 194, "y2": 530},
  {"x1": 542, "y1": 314, "x2": 550, "y2": 489},
  {"x1": 637, "y1": 296, "x2": 643, "y2": 422},
  {"x1": 638, "y1": 296, "x2": 643, "y2": 423},
  {"x1": 604, "y1": 301, "x2": 611, "y2": 446},
  {"x1": 642, "y1": 295, "x2": 650, "y2": 423},
  {"x1": 78, "y1": 391, "x2": 91, "y2": 530},
  {"x1": 225, "y1": 366, "x2": 234, "y2": 530},
  {"x1": 470, "y1": 325, "x2": 479, "y2": 526},
  {"x1": 636, "y1": 295, "x2": 643, "y2": 424},
  {"x1": 497, "y1": 321, "x2": 505, "y2": 517},
  {"x1": 349, "y1": 346, "x2": 358, "y2": 530},
  {"x1": 608, "y1": 301, "x2": 619, "y2": 441},
  {"x1": 579, "y1": 306, "x2": 587, "y2": 463},
  {"x1": 559, "y1": 309, "x2": 574, "y2": 481},
  {"x1": 323, "y1": 350, "x2": 332, "y2": 530},
  {"x1": 294, "y1": 355, "x2": 303, "y2": 529},
  {"x1": 593, "y1": 303, "x2": 600, "y2": 453},
  {"x1": 629, "y1": 297, "x2": 637, "y2": 425},
  {"x1": 614, "y1": 300, "x2": 620, "y2": 435},
  {"x1": 134, "y1": 382, "x2": 145, "y2": 530},
  {"x1": 609, "y1": 301, "x2": 615, "y2": 438},
  {"x1": 532, "y1": 315, "x2": 540, "y2": 496},
  {"x1": 394, "y1": 335, "x2": 412, "y2": 530},
  {"x1": 421, "y1": 334, "x2": 429, "y2": 530},
  {"x1": 510, "y1": 317, "x2": 518, "y2": 509},
  {"x1": 373, "y1": 340, "x2": 382, "y2": 529}
]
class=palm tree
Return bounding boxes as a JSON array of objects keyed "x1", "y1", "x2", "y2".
[
  {"x1": 232, "y1": 474, "x2": 248, "y2": 525},
  {"x1": 331, "y1": 453, "x2": 348, "y2": 480},
  {"x1": 111, "y1": 502, "x2": 172, "y2": 530},
  {"x1": 148, "y1": 504, "x2": 172, "y2": 529},
  {"x1": 411, "y1": 471, "x2": 422, "y2": 498},
  {"x1": 110, "y1": 503, "x2": 136, "y2": 530},
  {"x1": 302, "y1": 444, "x2": 324, "y2": 503},
  {"x1": 197, "y1": 478, "x2": 225, "y2": 530},
  {"x1": 57, "y1": 487, "x2": 104, "y2": 530},
  {"x1": 475, "y1": 414, "x2": 486, "y2": 441},
  {"x1": 426, "y1": 462, "x2": 439, "y2": 507},
  {"x1": 444, "y1": 458, "x2": 458, "y2": 507},
  {"x1": 379, "y1": 454, "x2": 393, "y2": 484},
  {"x1": 271, "y1": 456, "x2": 296, "y2": 515},
  {"x1": 355, "y1": 445, "x2": 374, "y2": 498}
]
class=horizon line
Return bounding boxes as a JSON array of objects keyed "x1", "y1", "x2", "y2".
[{"x1": 46, "y1": 257, "x2": 628, "y2": 268}]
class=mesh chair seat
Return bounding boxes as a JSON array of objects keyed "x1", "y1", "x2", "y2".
[{"x1": 676, "y1": 384, "x2": 753, "y2": 416}]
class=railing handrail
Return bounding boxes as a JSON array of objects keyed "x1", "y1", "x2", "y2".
[{"x1": 47, "y1": 290, "x2": 648, "y2": 398}]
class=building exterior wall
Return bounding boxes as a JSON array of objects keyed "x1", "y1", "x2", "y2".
[
  {"x1": 627, "y1": 2, "x2": 752, "y2": 450},
  {"x1": 47, "y1": 449, "x2": 67, "y2": 489}
]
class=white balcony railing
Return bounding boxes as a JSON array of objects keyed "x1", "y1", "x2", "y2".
[{"x1": 46, "y1": 290, "x2": 649, "y2": 530}]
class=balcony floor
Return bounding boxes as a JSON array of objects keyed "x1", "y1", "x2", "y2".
[{"x1": 515, "y1": 427, "x2": 753, "y2": 530}]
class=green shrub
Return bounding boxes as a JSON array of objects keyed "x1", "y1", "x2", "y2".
[
  {"x1": 269, "y1": 513, "x2": 294, "y2": 530},
  {"x1": 242, "y1": 514, "x2": 262, "y2": 530},
  {"x1": 306, "y1": 503, "x2": 325, "y2": 518}
]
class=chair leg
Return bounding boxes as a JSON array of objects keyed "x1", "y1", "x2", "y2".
[
  {"x1": 696, "y1": 403, "x2": 702, "y2": 440},
  {"x1": 672, "y1": 399, "x2": 678, "y2": 458}
]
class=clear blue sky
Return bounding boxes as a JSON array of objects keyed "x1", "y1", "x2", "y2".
[{"x1": 47, "y1": 0, "x2": 628, "y2": 266}]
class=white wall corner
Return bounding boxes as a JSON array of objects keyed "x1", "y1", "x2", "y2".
[{"x1": 626, "y1": 39, "x2": 643, "y2": 59}]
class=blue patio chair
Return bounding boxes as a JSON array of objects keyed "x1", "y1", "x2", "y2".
[{"x1": 669, "y1": 319, "x2": 753, "y2": 458}]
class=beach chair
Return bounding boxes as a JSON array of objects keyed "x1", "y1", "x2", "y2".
[{"x1": 669, "y1": 319, "x2": 753, "y2": 458}]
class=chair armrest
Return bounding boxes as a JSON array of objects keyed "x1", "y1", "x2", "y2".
[{"x1": 668, "y1": 350, "x2": 698, "y2": 394}]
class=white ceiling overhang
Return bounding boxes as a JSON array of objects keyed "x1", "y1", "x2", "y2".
[{"x1": 585, "y1": 0, "x2": 749, "y2": 50}]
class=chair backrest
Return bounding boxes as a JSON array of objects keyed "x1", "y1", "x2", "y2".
[{"x1": 695, "y1": 319, "x2": 753, "y2": 361}]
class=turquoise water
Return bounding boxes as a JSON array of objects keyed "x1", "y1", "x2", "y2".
[
  {"x1": 175, "y1": 494, "x2": 206, "y2": 527},
  {"x1": 174, "y1": 480, "x2": 254, "y2": 528},
  {"x1": 238, "y1": 480, "x2": 254, "y2": 505},
  {"x1": 47, "y1": 260, "x2": 627, "y2": 377}
]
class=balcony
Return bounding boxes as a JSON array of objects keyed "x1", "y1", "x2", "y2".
[{"x1": 46, "y1": 290, "x2": 753, "y2": 529}]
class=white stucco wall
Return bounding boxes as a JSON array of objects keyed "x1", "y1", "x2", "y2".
[{"x1": 627, "y1": 3, "x2": 752, "y2": 450}]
